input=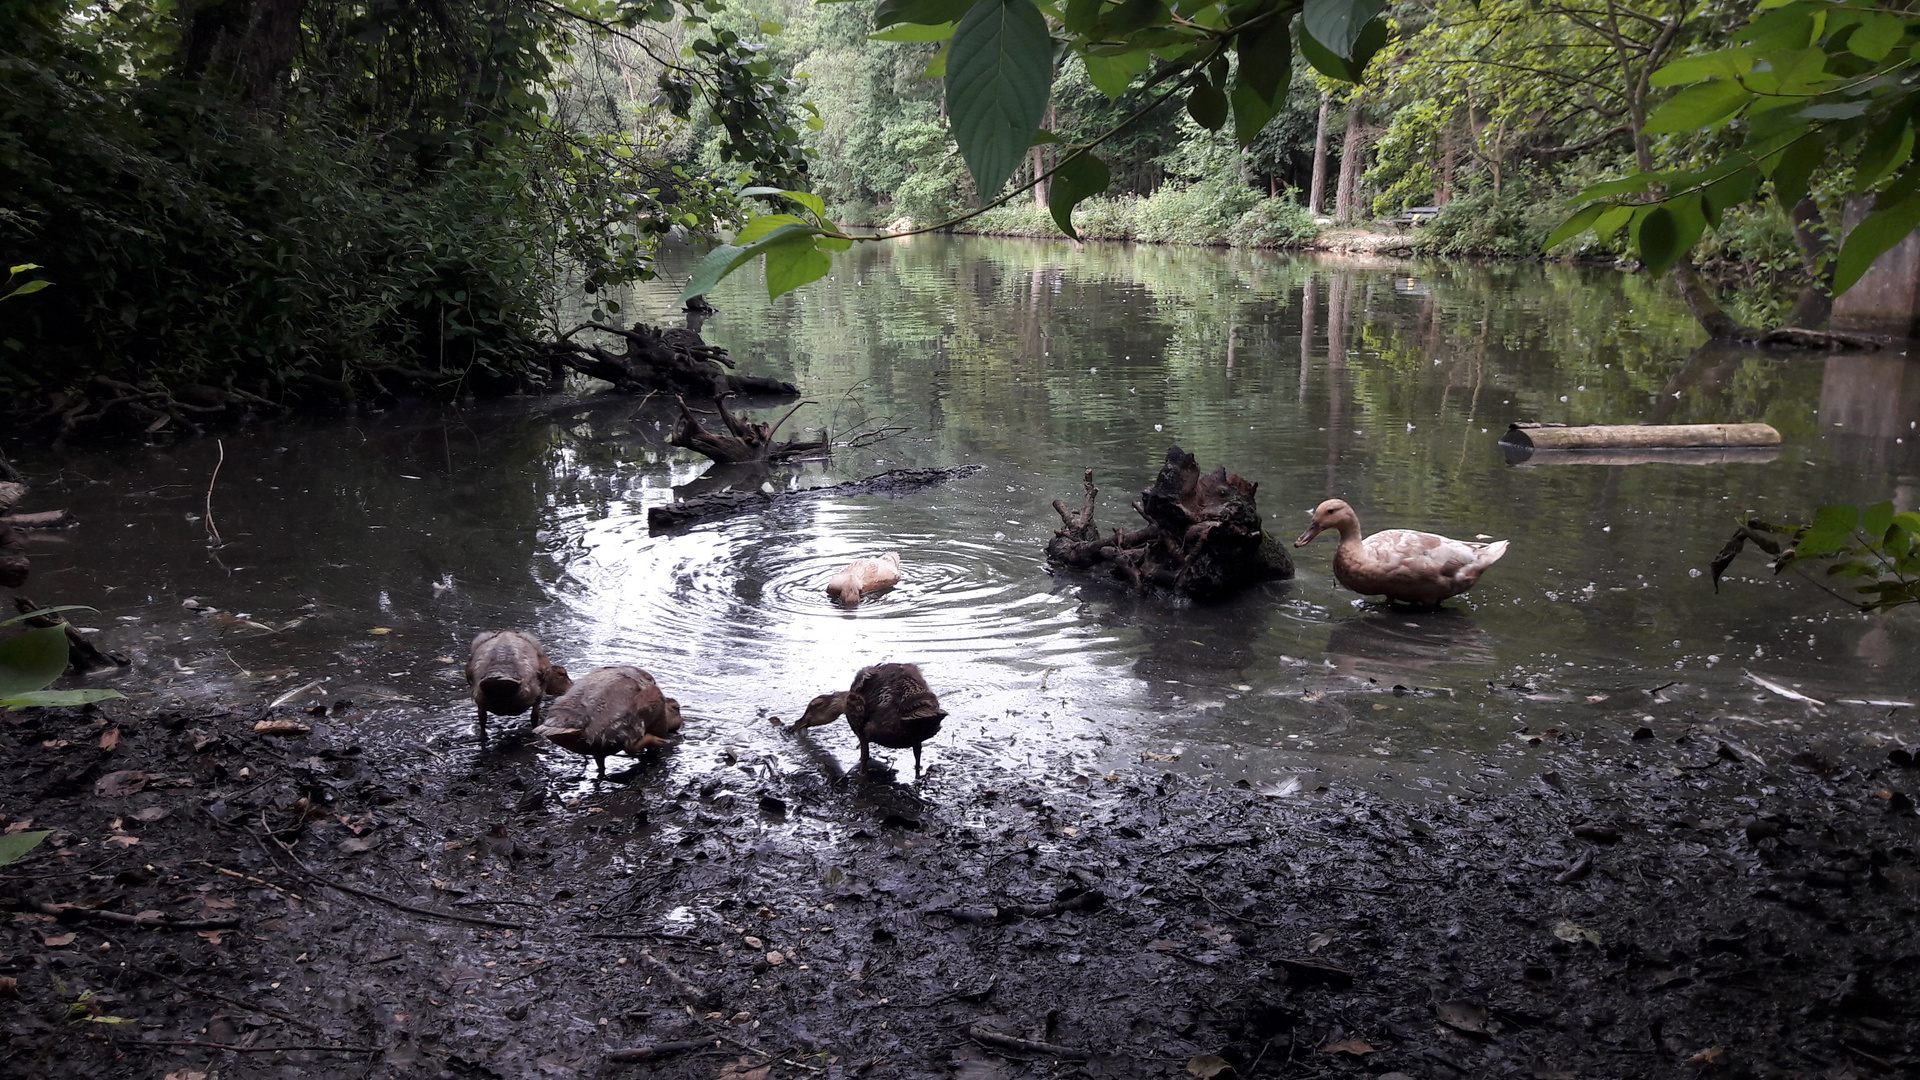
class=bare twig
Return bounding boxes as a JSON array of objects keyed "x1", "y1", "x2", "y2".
[
  {"x1": 204, "y1": 439, "x2": 224, "y2": 547},
  {"x1": 253, "y1": 815, "x2": 527, "y2": 930},
  {"x1": 29, "y1": 901, "x2": 239, "y2": 931},
  {"x1": 145, "y1": 1040, "x2": 378, "y2": 1054},
  {"x1": 636, "y1": 948, "x2": 717, "y2": 1007},
  {"x1": 965, "y1": 1023, "x2": 1092, "y2": 1060}
]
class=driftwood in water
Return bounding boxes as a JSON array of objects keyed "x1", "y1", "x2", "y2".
[
  {"x1": 1502, "y1": 422, "x2": 1780, "y2": 452},
  {"x1": 542, "y1": 321, "x2": 796, "y2": 398},
  {"x1": 668, "y1": 395, "x2": 827, "y2": 465},
  {"x1": 1757, "y1": 327, "x2": 1881, "y2": 351},
  {"x1": 2, "y1": 510, "x2": 75, "y2": 529},
  {"x1": 648, "y1": 465, "x2": 983, "y2": 532},
  {"x1": 1047, "y1": 446, "x2": 1293, "y2": 600},
  {"x1": 12, "y1": 595, "x2": 129, "y2": 671},
  {"x1": 0, "y1": 482, "x2": 27, "y2": 515}
]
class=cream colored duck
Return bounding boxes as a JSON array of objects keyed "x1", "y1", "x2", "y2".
[
  {"x1": 1293, "y1": 499, "x2": 1508, "y2": 606},
  {"x1": 826, "y1": 552, "x2": 901, "y2": 606},
  {"x1": 534, "y1": 666, "x2": 683, "y2": 778}
]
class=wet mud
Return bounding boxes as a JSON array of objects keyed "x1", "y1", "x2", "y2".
[{"x1": 4, "y1": 695, "x2": 1917, "y2": 1079}]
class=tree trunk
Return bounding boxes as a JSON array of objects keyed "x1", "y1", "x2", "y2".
[
  {"x1": 1334, "y1": 96, "x2": 1367, "y2": 225},
  {"x1": 178, "y1": 0, "x2": 306, "y2": 106},
  {"x1": 1308, "y1": 92, "x2": 1332, "y2": 215},
  {"x1": 1671, "y1": 254, "x2": 1761, "y2": 341},
  {"x1": 1045, "y1": 448, "x2": 1293, "y2": 601},
  {"x1": 1785, "y1": 197, "x2": 1834, "y2": 328},
  {"x1": 1437, "y1": 120, "x2": 1455, "y2": 206}
]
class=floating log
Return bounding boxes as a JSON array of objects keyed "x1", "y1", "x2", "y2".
[
  {"x1": 1505, "y1": 447, "x2": 1781, "y2": 467},
  {"x1": 1046, "y1": 446, "x2": 1293, "y2": 601},
  {"x1": 668, "y1": 395, "x2": 827, "y2": 465},
  {"x1": 541, "y1": 321, "x2": 796, "y2": 398},
  {"x1": 647, "y1": 465, "x2": 983, "y2": 532},
  {"x1": 1, "y1": 510, "x2": 75, "y2": 529},
  {"x1": 1502, "y1": 422, "x2": 1780, "y2": 452}
]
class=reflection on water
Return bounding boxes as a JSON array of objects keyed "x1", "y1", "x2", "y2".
[{"x1": 8, "y1": 237, "x2": 1919, "y2": 794}]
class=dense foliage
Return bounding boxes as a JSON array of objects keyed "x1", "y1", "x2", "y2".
[
  {"x1": 0, "y1": 0, "x2": 800, "y2": 412},
  {"x1": 1716, "y1": 503, "x2": 1920, "y2": 613}
]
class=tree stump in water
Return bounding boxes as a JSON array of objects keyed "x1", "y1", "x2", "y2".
[
  {"x1": 541, "y1": 321, "x2": 797, "y2": 398},
  {"x1": 1047, "y1": 446, "x2": 1293, "y2": 600},
  {"x1": 668, "y1": 396, "x2": 827, "y2": 465}
]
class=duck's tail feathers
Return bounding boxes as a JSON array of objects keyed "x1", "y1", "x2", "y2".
[{"x1": 1475, "y1": 540, "x2": 1510, "y2": 569}]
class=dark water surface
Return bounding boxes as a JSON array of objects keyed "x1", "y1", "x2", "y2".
[{"x1": 10, "y1": 237, "x2": 1919, "y2": 796}]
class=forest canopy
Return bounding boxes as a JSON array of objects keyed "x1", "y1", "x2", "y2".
[{"x1": 8, "y1": 0, "x2": 1920, "y2": 417}]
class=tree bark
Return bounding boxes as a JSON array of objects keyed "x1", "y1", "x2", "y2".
[
  {"x1": 543, "y1": 322, "x2": 797, "y2": 398},
  {"x1": 1308, "y1": 92, "x2": 1332, "y2": 215},
  {"x1": 1437, "y1": 120, "x2": 1455, "y2": 205},
  {"x1": 668, "y1": 396, "x2": 826, "y2": 465},
  {"x1": 1334, "y1": 96, "x2": 1367, "y2": 225},
  {"x1": 178, "y1": 0, "x2": 306, "y2": 106},
  {"x1": 1785, "y1": 197, "x2": 1835, "y2": 329},
  {"x1": 1045, "y1": 448, "x2": 1294, "y2": 601}
]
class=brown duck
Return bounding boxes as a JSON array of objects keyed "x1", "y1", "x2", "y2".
[
  {"x1": 465, "y1": 630, "x2": 572, "y2": 745},
  {"x1": 534, "y1": 666, "x2": 684, "y2": 778},
  {"x1": 792, "y1": 663, "x2": 947, "y2": 776}
]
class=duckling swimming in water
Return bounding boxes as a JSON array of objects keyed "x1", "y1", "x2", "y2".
[
  {"x1": 465, "y1": 630, "x2": 572, "y2": 746},
  {"x1": 825, "y1": 552, "x2": 901, "y2": 606},
  {"x1": 792, "y1": 662, "x2": 946, "y2": 777},
  {"x1": 534, "y1": 666, "x2": 683, "y2": 778}
]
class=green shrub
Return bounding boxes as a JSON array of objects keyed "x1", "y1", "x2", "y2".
[
  {"x1": 1134, "y1": 181, "x2": 1260, "y2": 245},
  {"x1": 962, "y1": 202, "x2": 1057, "y2": 236},
  {"x1": 1228, "y1": 198, "x2": 1321, "y2": 247},
  {"x1": 1414, "y1": 190, "x2": 1559, "y2": 258},
  {"x1": 1072, "y1": 195, "x2": 1139, "y2": 240}
]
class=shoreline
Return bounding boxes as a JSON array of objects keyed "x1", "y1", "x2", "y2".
[{"x1": 4, "y1": 694, "x2": 1915, "y2": 1078}]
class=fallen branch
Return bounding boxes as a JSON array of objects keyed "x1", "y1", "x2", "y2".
[
  {"x1": 668, "y1": 394, "x2": 827, "y2": 464},
  {"x1": 637, "y1": 948, "x2": 719, "y2": 1008},
  {"x1": 1, "y1": 510, "x2": 74, "y2": 529},
  {"x1": 648, "y1": 465, "x2": 983, "y2": 532},
  {"x1": 544, "y1": 321, "x2": 796, "y2": 398},
  {"x1": 254, "y1": 820, "x2": 527, "y2": 930},
  {"x1": 965, "y1": 1023, "x2": 1092, "y2": 1060},
  {"x1": 607, "y1": 1039, "x2": 720, "y2": 1063},
  {"x1": 146, "y1": 1040, "x2": 379, "y2": 1054},
  {"x1": 13, "y1": 595, "x2": 130, "y2": 671},
  {"x1": 29, "y1": 901, "x2": 239, "y2": 931}
]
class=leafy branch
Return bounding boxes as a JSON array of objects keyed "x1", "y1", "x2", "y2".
[{"x1": 1711, "y1": 502, "x2": 1920, "y2": 613}]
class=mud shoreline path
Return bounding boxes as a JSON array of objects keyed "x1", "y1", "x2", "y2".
[{"x1": 3, "y1": 699, "x2": 1916, "y2": 1079}]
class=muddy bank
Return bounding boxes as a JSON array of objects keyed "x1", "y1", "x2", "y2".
[{"x1": 3, "y1": 693, "x2": 1916, "y2": 1080}]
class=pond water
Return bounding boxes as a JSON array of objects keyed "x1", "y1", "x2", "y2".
[{"x1": 10, "y1": 237, "x2": 1919, "y2": 797}]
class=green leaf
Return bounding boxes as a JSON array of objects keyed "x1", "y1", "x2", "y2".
[
  {"x1": 1063, "y1": 0, "x2": 1102, "y2": 33},
  {"x1": 1856, "y1": 114, "x2": 1914, "y2": 190},
  {"x1": 1637, "y1": 205, "x2": 1682, "y2": 276},
  {"x1": 1082, "y1": 49, "x2": 1150, "y2": 99},
  {"x1": 1592, "y1": 204, "x2": 1633, "y2": 241},
  {"x1": 763, "y1": 235, "x2": 834, "y2": 299},
  {"x1": 923, "y1": 41, "x2": 951, "y2": 78},
  {"x1": 1235, "y1": 18, "x2": 1290, "y2": 106},
  {"x1": 7, "y1": 264, "x2": 40, "y2": 275},
  {"x1": 947, "y1": 0, "x2": 1056, "y2": 203},
  {"x1": 1834, "y1": 190, "x2": 1920, "y2": 295},
  {"x1": 1650, "y1": 47, "x2": 1757, "y2": 88},
  {"x1": 1770, "y1": 131, "x2": 1825, "y2": 209},
  {"x1": 874, "y1": 0, "x2": 977, "y2": 28},
  {"x1": 1568, "y1": 172, "x2": 1662, "y2": 205},
  {"x1": 1862, "y1": 500, "x2": 1896, "y2": 541},
  {"x1": 1302, "y1": 0, "x2": 1384, "y2": 61},
  {"x1": 1030, "y1": 129, "x2": 1063, "y2": 145},
  {"x1": 1296, "y1": 14, "x2": 1385, "y2": 81},
  {"x1": 1702, "y1": 167, "x2": 1759, "y2": 226},
  {"x1": 1048, "y1": 150, "x2": 1112, "y2": 239},
  {"x1": 0, "y1": 626, "x2": 71, "y2": 698},
  {"x1": 3, "y1": 279, "x2": 51, "y2": 299},
  {"x1": 736, "y1": 213, "x2": 810, "y2": 243},
  {"x1": 1848, "y1": 12, "x2": 1905, "y2": 61},
  {"x1": 870, "y1": 21, "x2": 955, "y2": 40},
  {"x1": 1229, "y1": 79, "x2": 1277, "y2": 146},
  {"x1": 1543, "y1": 204, "x2": 1603, "y2": 250},
  {"x1": 0, "y1": 830, "x2": 49, "y2": 867},
  {"x1": 0, "y1": 606, "x2": 97, "y2": 627},
  {"x1": 0, "y1": 689, "x2": 124, "y2": 710},
  {"x1": 1643, "y1": 80, "x2": 1751, "y2": 134},
  {"x1": 1186, "y1": 77, "x2": 1228, "y2": 131}
]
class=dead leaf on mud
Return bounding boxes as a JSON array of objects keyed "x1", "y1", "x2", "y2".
[
  {"x1": 43, "y1": 933, "x2": 76, "y2": 947},
  {"x1": 197, "y1": 930, "x2": 224, "y2": 946},
  {"x1": 1436, "y1": 999, "x2": 1498, "y2": 1035},
  {"x1": 132, "y1": 807, "x2": 170, "y2": 824},
  {"x1": 1553, "y1": 920, "x2": 1602, "y2": 947},
  {"x1": 103, "y1": 835, "x2": 140, "y2": 847},
  {"x1": 254, "y1": 719, "x2": 312, "y2": 737},
  {"x1": 1185, "y1": 1055, "x2": 1235, "y2": 1078},
  {"x1": 1140, "y1": 751, "x2": 1180, "y2": 762},
  {"x1": 164, "y1": 1072, "x2": 208, "y2": 1080},
  {"x1": 0, "y1": 976, "x2": 16, "y2": 999},
  {"x1": 94, "y1": 771, "x2": 149, "y2": 797},
  {"x1": 715, "y1": 1058, "x2": 770, "y2": 1080},
  {"x1": 1687, "y1": 1047, "x2": 1727, "y2": 1066},
  {"x1": 99, "y1": 728, "x2": 120, "y2": 751},
  {"x1": 339, "y1": 836, "x2": 379, "y2": 855},
  {"x1": 1322, "y1": 1039, "x2": 1374, "y2": 1056},
  {"x1": 1306, "y1": 932, "x2": 1333, "y2": 952}
]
